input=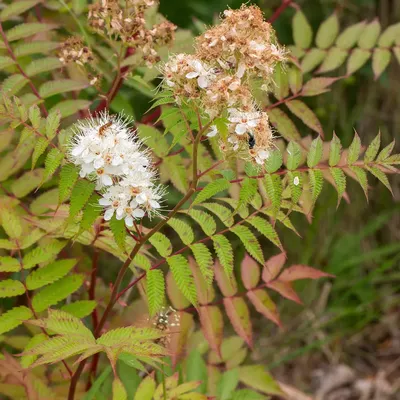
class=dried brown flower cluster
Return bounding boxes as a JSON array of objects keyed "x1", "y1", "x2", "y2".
[
  {"x1": 162, "y1": 5, "x2": 286, "y2": 166},
  {"x1": 88, "y1": 0, "x2": 176, "y2": 67},
  {"x1": 58, "y1": 37, "x2": 94, "y2": 66}
]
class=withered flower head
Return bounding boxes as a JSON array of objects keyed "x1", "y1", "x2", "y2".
[{"x1": 58, "y1": 37, "x2": 94, "y2": 66}]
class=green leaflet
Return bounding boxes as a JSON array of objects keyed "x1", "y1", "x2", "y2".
[
  {"x1": 336, "y1": 21, "x2": 366, "y2": 49},
  {"x1": 0, "y1": 279, "x2": 25, "y2": 298},
  {"x1": 32, "y1": 274, "x2": 84, "y2": 312},
  {"x1": 44, "y1": 148, "x2": 64, "y2": 180},
  {"x1": 168, "y1": 217, "x2": 195, "y2": 245},
  {"x1": 6, "y1": 23, "x2": 57, "y2": 42},
  {"x1": 109, "y1": 216, "x2": 127, "y2": 252},
  {"x1": 264, "y1": 174, "x2": 282, "y2": 216},
  {"x1": 61, "y1": 301, "x2": 97, "y2": 318},
  {"x1": 31, "y1": 136, "x2": 49, "y2": 169},
  {"x1": 286, "y1": 141, "x2": 302, "y2": 170},
  {"x1": 79, "y1": 193, "x2": 102, "y2": 234},
  {"x1": 20, "y1": 333, "x2": 47, "y2": 368},
  {"x1": 167, "y1": 255, "x2": 197, "y2": 306},
  {"x1": 149, "y1": 232, "x2": 172, "y2": 257},
  {"x1": 199, "y1": 203, "x2": 234, "y2": 227},
  {"x1": 69, "y1": 180, "x2": 96, "y2": 220},
  {"x1": 237, "y1": 178, "x2": 258, "y2": 210},
  {"x1": 350, "y1": 166, "x2": 368, "y2": 199},
  {"x1": 307, "y1": 137, "x2": 323, "y2": 168},
  {"x1": 112, "y1": 379, "x2": 127, "y2": 400},
  {"x1": 11, "y1": 169, "x2": 44, "y2": 198},
  {"x1": 364, "y1": 132, "x2": 381, "y2": 163},
  {"x1": 212, "y1": 234, "x2": 234, "y2": 276},
  {"x1": 347, "y1": 132, "x2": 361, "y2": 164},
  {"x1": 39, "y1": 79, "x2": 88, "y2": 98},
  {"x1": 377, "y1": 140, "x2": 395, "y2": 162},
  {"x1": 265, "y1": 149, "x2": 283, "y2": 173},
  {"x1": 22, "y1": 240, "x2": 66, "y2": 269},
  {"x1": 367, "y1": 166, "x2": 393, "y2": 194},
  {"x1": 0, "y1": 208, "x2": 22, "y2": 239},
  {"x1": 292, "y1": 10, "x2": 313, "y2": 49},
  {"x1": 231, "y1": 225, "x2": 264, "y2": 264},
  {"x1": 308, "y1": 169, "x2": 324, "y2": 202},
  {"x1": 0, "y1": 0, "x2": 40, "y2": 21},
  {"x1": 330, "y1": 167, "x2": 346, "y2": 204},
  {"x1": 187, "y1": 209, "x2": 216, "y2": 236},
  {"x1": 246, "y1": 216, "x2": 282, "y2": 250},
  {"x1": 146, "y1": 269, "x2": 165, "y2": 316},
  {"x1": 0, "y1": 256, "x2": 20, "y2": 272},
  {"x1": 287, "y1": 171, "x2": 303, "y2": 204},
  {"x1": 316, "y1": 13, "x2": 339, "y2": 49},
  {"x1": 26, "y1": 259, "x2": 77, "y2": 290},
  {"x1": 329, "y1": 133, "x2": 342, "y2": 166},
  {"x1": 193, "y1": 178, "x2": 230, "y2": 205},
  {"x1": 0, "y1": 306, "x2": 32, "y2": 335},
  {"x1": 190, "y1": 242, "x2": 214, "y2": 285},
  {"x1": 59, "y1": 164, "x2": 79, "y2": 204}
]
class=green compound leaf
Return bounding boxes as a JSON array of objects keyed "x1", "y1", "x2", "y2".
[
  {"x1": 167, "y1": 255, "x2": 197, "y2": 306},
  {"x1": 146, "y1": 269, "x2": 165, "y2": 316}
]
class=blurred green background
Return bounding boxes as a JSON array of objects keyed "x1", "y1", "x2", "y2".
[{"x1": 158, "y1": 0, "x2": 400, "y2": 388}]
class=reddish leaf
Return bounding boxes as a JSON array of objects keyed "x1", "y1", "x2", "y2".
[
  {"x1": 241, "y1": 254, "x2": 261, "y2": 290},
  {"x1": 198, "y1": 305, "x2": 224, "y2": 356},
  {"x1": 224, "y1": 297, "x2": 253, "y2": 347},
  {"x1": 189, "y1": 257, "x2": 215, "y2": 305},
  {"x1": 279, "y1": 265, "x2": 334, "y2": 282},
  {"x1": 301, "y1": 77, "x2": 340, "y2": 96},
  {"x1": 247, "y1": 289, "x2": 282, "y2": 327},
  {"x1": 169, "y1": 311, "x2": 194, "y2": 367},
  {"x1": 267, "y1": 280, "x2": 303, "y2": 304},
  {"x1": 262, "y1": 253, "x2": 286, "y2": 283},
  {"x1": 214, "y1": 261, "x2": 237, "y2": 297}
]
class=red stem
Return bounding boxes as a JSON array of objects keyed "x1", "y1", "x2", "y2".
[
  {"x1": 268, "y1": 0, "x2": 293, "y2": 24},
  {"x1": 95, "y1": 47, "x2": 135, "y2": 113}
]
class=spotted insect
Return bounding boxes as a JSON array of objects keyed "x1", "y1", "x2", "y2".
[
  {"x1": 152, "y1": 306, "x2": 180, "y2": 347},
  {"x1": 98, "y1": 121, "x2": 113, "y2": 136}
]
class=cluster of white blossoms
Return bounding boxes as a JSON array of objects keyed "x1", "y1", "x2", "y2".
[
  {"x1": 69, "y1": 112, "x2": 163, "y2": 227},
  {"x1": 162, "y1": 5, "x2": 286, "y2": 166}
]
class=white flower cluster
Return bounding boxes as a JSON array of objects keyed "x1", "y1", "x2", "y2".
[
  {"x1": 162, "y1": 5, "x2": 286, "y2": 167},
  {"x1": 69, "y1": 112, "x2": 163, "y2": 226}
]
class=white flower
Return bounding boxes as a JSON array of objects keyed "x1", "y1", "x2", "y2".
[
  {"x1": 228, "y1": 108, "x2": 261, "y2": 135},
  {"x1": 186, "y1": 59, "x2": 214, "y2": 89},
  {"x1": 227, "y1": 135, "x2": 240, "y2": 151},
  {"x1": 69, "y1": 111, "x2": 165, "y2": 226},
  {"x1": 236, "y1": 62, "x2": 246, "y2": 79},
  {"x1": 254, "y1": 149, "x2": 270, "y2": 165},
  {"x1": 207, "y1": 125, "x2": 218, "y2": 138},
  {"x1": 249, "y1": 40, "x2": 266, "y2": 52}
]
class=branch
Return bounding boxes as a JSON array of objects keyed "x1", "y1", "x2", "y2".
[
  {"x1": 95, "y1": 47, "x2": 134, "y2": 113},
  {"x1": 67, "y1": 115, "x2": 209, "y2": 400},
  {"x1": 268, "y1": 0, "x2": 293, "y2": 24},
  {"x1": 0, "y1": 22, "x2": 48, "y2": 117}
]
